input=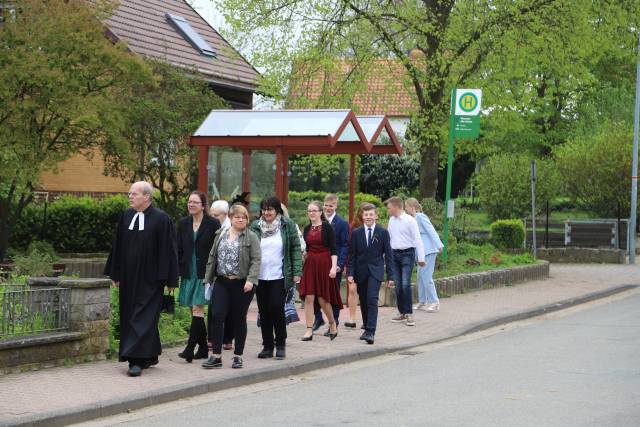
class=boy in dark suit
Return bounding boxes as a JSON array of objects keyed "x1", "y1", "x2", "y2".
[{"x1": 347, "y1": 203, "x2": 395, "y2": 344}]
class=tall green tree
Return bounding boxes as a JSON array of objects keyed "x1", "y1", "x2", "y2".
[
  {"x1": 102, "y1": 60, "x2": 226, "y2": 219},
  {"x1": 214, "y1": 0, "x2": 637, "y2": 198},
  {"x1": 0, "y1": 0, "x2": 150, "y2": 260}
]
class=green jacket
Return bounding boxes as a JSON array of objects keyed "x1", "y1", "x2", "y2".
[
  {"x1": 204, "y1": 227, "x2": 261, "y2": 285},
  {"x1": 249, "y1": 216, "x2": 302, "y2": 290}
]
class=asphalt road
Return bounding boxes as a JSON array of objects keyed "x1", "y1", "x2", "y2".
[{"x1": 79, "y1": 292, "x2": 640, "y2": 427}]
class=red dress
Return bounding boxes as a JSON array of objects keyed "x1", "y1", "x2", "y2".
[{"x1": 299, "y1": 225, "x2": 343, "y2": 307}]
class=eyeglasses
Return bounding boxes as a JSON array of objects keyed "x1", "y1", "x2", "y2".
[
  {"x1": 261, "y1": 208, "x2": 276, "y2": 213},
  {"x1": 187, "y1": 201, "x2": 202, "y2": 205},
  {"x1": 307, "y1": 210, "x2": 320, "y2": 213}
]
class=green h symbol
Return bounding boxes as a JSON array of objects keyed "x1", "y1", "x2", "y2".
[{"x1": 459, "y1": 93, "x2": 477, "y2": 112}]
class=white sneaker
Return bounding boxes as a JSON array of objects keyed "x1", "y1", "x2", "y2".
[
  {"x1": 413, "y1": 303, "x2": 426, "y2": 310},
  {"x1": 405, "y1": 314, "x2": 415, "y2": 326},
  {"x1": 426, "y1": 302, "x2": 440, "y2": 313}
]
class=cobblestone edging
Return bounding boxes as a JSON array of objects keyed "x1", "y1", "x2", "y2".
[
  {"x1": 379, "y1": 261, "x2": 550, "y2": 306},
  {"x1": 0, "y1": 278, "x2": 111, "y2": 375},
  {"x1": 536, "y1": 248, "x2": 626, "y2": 264}
]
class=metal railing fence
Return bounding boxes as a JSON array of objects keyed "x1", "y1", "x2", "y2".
[{"x1": 0, "y1": 286, "x2": 70, "y2": 338}]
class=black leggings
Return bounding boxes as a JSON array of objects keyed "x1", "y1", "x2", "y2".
[
  {"x1": 210, "y1": 277, "x2": 255, "y2": 355},
  {"x1": 256, "y1": 279, "x2": 287, "y2": 348}
]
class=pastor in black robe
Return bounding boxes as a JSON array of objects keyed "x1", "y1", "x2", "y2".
[{"x1": 104, "y1": 204, "x2": 178, "y2": 364}]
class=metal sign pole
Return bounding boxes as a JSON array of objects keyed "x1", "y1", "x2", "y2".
[
  {"x1": 531, "y1": 160, "x2": 537, "y2": 258},
  {"x1": 630, "y1": 32, "x2": 640, "y2": 264},
  {"x1": 442, "y1": 88, "x2": 457, "y2": 262}
]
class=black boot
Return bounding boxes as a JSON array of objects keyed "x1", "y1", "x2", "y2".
[
  {"x1": 193, "y1": 317, "x2": 208, "y2": 359},
  {"x1": 178, "y1": 317, "x2": 198, "y2": 363}
]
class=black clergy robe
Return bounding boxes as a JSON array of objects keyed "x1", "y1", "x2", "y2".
[{"x1": 104, "y1": 204, "x2": 178, "y2": 363}]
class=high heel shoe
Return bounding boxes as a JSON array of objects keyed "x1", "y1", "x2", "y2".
[
  {"x1": 328, "y1": 322, "x2": 338, "y2": 341},
  {"x1": 301, "y1": 326, "x2": 313, "y2": 341}
]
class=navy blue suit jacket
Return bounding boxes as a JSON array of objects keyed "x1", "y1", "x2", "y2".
[
  {"x1": 347, "y1": 224, "x2": 394, "y2": 284},
  {"x1": 330, "y1": 214, "x2": 350, "y2": 269}
]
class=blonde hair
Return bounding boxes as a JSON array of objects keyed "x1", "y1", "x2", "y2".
[
  {"x1": 229, "y1": 204, "x2": 250, "y2": 222},
  {"x1": 384, "y1": 196, "x2": 404, "y2": 209},
  {"x1": 324, "y1": 193, "x2": 338, "y2": 203},
  {"x1": 404, "y1": 198, "x2": 423, "y2": 212}
]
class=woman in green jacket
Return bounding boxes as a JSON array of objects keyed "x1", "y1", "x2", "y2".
[
  {"x1": 202, "y1": 204, "x2": 261, "y2": 370},
  {"x1": 249, "y1": 196, "x2": 302, "y2": 360}
]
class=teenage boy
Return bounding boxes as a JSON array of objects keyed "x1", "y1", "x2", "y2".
[{"x1": 347, "y1": 203, "x2": 395, "y2": 344}]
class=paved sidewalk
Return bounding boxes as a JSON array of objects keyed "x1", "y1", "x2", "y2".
[{"x1": 1, "y1": 264, "x2": 639, "y2": 427}]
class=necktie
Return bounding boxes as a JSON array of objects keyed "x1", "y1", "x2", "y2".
[{"x1": 367, "y1": 227, "x2": 372, "y2": 247}]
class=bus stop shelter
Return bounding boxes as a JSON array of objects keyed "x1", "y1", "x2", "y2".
[{"x1": 190, "y1": 110, "x2": 403, "y2": 221}]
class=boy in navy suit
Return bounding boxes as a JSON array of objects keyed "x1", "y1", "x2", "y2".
[{"x1": 347, "y1": 203, "x2": 395, "y2": 344}]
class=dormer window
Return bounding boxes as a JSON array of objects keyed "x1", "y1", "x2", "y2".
[{"x1": 165, "y1": 13, "x2": 216, "y2": 58}]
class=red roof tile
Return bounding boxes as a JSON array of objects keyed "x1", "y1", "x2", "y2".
[
  {"x1": 288, "y1": 59, "x2": 418, "y2": 117},
  {"x1": 104, "y1": 0, "x2": 259, "y2": 91}
]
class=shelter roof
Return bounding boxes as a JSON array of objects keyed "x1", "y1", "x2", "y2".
[{"x1": 357, "y1": 116, "x2": 404, "y2": 155}]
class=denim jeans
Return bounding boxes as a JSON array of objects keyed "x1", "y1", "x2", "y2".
[
  {"x1": 392, "y1": 248, "x2": 415, "y2": 314},
  {"x1": 418, "y1": 252, "x2": 439, "y2": 304}
]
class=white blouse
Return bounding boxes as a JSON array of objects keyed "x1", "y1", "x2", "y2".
[{"x1": 259, "y1": 232, "x2": 284, "y2": 281}]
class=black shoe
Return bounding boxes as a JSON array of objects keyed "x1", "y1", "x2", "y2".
[
  {"x1": 275, "y1": 346, "x2": 286, "y2": 360},
  {"x1": 344, "y1": 321, "x2": 357, "y2": 328},
  {"x1": 323, "y1": 329, "x2": 331, "y2": 337},
  {"x1": 202, "y1": 356, "x2": 222, "y2": 369},
  {"x1": 194, "y1": 317, "x2": 208, "y2": 359},
  {"x1": 127, "y1": 365, "x2": 142, "y2": 377},
  {"x1": 312, "y1": 318, "x2": 325, "y2": 331},
  {"x1": 232, "y1": 356, "x2": 243, "y2": 369},
  {"x1": 301, "y1": 326, "x2": 313, "y2": 341},
  {"x1": 359, "y1": 331, "x2": 368, "y2": 340},
  {"x1": 328, "y1": 322, "x2": 338, "y2": 341},
  {"x1": 258, "y1": 347, "x2": 274, "y2": 359},
  {"x1": 363, "y1": 332, "x2": 375, "y2": 345},
  {"x1": 178, "y1": 344, "x2": 195, "y2": 363},
  {"x1": 194, "y1": 345, "x2": 209, "y2": 360}
]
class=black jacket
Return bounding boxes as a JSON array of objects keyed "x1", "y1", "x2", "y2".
[
  {"x1": 303, "y1": 222, "x2": 337, "y2": 256},
  {"x1": 177, "y1": 215, "x2": 221, "y2": 279}
]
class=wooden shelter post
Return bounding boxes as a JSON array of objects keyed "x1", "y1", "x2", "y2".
[
  {"x1": 198, "y1": 146, "x2": 209, "y2": 194},
  {"x1": 241, "y1": 150, "x2": 251, "y2": 196},
  {"x1": 275, "y1": 147, "x2": 285, "y2": 201},
  {"x1": 349, "y1": 154, "x2": 356, "y2": 223}
]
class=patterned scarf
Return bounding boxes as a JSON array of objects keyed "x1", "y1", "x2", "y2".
[{"x1": 259, "y1": 214, "x2": 282, "y2": 238}]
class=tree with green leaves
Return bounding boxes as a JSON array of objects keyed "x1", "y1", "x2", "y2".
[
  {"x1": 102, "y1": 59, "x2": 226, "y2": 220},
  {"x1": 0, "y1": 0, "x2": 150, "y2": 260},
  {"x1": 214, "y1": 0, "x2": 638, "y2": 198}
]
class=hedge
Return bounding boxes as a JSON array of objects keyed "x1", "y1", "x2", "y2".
[
  {"x1": 9, "y1": 192, "x2": 388, "y2": 255},
  {"x1": 490, "y1": 219, "x2": 525, "y2": 250}
]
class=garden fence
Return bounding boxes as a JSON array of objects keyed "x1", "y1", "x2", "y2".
[{"x1": 0, "y1": 286, "x2": 70, "y2": 338}]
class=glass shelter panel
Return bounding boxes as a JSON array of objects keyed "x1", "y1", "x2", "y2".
[
  {"x1": 194, "y1": 110, "x2": 351, "y2": 137},
  {"x1": 207, "y1": 147, "x2": 242, "y2": 201},
  {"x1": 357, "y1": 116, "x2": 384, "y2": 142},
  {"x1": 250, "y1": 150, "x2": 276, "y2": 212}
]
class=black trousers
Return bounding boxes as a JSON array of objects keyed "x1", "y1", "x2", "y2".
[
  {"x1": 357, "y1": 274, "x2": 382, "y2": 334},
  {"x1": 210, "y1": 277, "x2": 255, "y2": 355},
  {"x1": 256, "y1": 278, "x2": 287, "y2": 348}
]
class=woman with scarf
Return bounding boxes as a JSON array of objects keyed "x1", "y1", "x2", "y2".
[{"x1": 249, "y1": 196, "x2": 302, "y2": 360}]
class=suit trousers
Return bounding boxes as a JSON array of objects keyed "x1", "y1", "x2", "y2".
[{"x1": 357, "y1": 275, "x2": 381, "y2": 334}]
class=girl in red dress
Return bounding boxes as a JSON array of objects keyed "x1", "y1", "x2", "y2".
[{"x1": 299, "y1": 201, "x2": 342, "y2": 340}]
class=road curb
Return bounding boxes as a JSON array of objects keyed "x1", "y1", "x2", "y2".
[{"x1": 7, "y1": 284, "x2": 637, "y2": 427}]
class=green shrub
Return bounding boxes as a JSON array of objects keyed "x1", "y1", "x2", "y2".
[
  {"x1": 490, "y1": 219, "x2": 525, "y2": 250},
  {"x1": 287, "y1": 191, "x2": 386, "y2": 226},
  {"x1": 476, "y1": 153, "x2": 560, "y2": 221},
  {"x1": 26, "y1": 240, "x2": 59, "y2": 261},
  {"x1": 12, "y1": 250, "x2": 54, "y2": 276}
]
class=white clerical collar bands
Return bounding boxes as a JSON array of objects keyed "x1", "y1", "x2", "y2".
[{"x1": 128, "y1": 212, "x2": 145, "y2": 231}]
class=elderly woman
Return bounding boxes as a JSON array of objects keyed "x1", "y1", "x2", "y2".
[
  {"x1": 249, "y1": 196, "x2": 302, "y2": 360},
  {"x1": 404, "y1": 198, "x2": 443, "y2": 312},
  {"x1": 202, "y1": 204, "x2": 261, "y2": 369},
  {"x1": 176, "y1": 191, "x2": 221, "y2": 363},
  {"x1": 209, "y1": 199, "x2": 233, "y2": 350},
  {"x1": 210, "y1": 199, "x2": 231, "y2": 230}
]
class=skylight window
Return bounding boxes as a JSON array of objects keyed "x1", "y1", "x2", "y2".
[{"x1": 165, "y1": 13, "x2": 216, "y2": 58}]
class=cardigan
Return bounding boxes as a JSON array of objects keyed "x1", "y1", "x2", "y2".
[
  {"x1": 204, "y1": 227, "x2": 262, "y2": 285},
  {"x1": 302, "y1": 221, "x2": 337, "y2": 256},
  {"x1": 176, "y1": 215, "x2": 220, "y2": 279}
]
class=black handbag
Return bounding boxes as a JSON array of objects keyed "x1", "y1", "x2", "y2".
[{"x1": 162, "y1": 289, "x2": 175, "y2": 314}]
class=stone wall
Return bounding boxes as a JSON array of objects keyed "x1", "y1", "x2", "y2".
[
  {"x1": 0, "y1": 278, "x2": 111, "y2": 374},
  {"x1": 536, "y1": 248, "x2": 626, "y2": 264},
  {"x1": 378, "y1": 261, "x2": 550, "y2": 307}
]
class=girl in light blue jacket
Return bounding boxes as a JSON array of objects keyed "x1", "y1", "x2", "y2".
[{"x1": 405, "y1": 198, "x2": 443, "y2": 312}]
